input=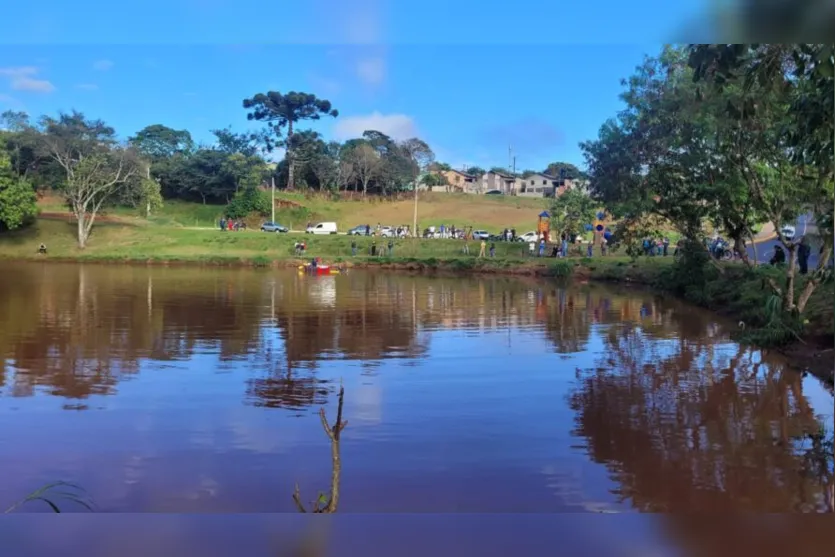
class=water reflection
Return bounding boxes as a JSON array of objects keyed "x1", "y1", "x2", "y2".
[
  {"x1": 569, "y1": 322, "x2": 833, "y2": 512},
  {"x1": 0, "y1": 262, "x2": 830, "y2": 516}
]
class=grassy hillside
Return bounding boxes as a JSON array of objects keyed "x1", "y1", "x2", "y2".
[
  {"x1": 1, "y1": 218, "x2": 544, "y2": 263},
  {"x1": 37, "y1": 192, "x2": 553, "y2": 233}
]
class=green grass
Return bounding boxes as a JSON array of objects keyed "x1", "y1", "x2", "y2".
[
  {"x1": 39, "y1": 192, "x2": 557, "y2": 232},
  {"x1": 0, "y1": 218, "x2": 568, "y2": 272}
]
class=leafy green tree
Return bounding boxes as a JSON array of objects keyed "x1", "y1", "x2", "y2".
[
  {"x1": 688, "y1": 43, "x2": 834, "y2": 312},
  {"x1": 129, "y1": 124, "x2": 194, "y2": 160},
  {"x1": 549, "y1": 188, "x2": 596, "y2": 248},
  {"x1": 211, "y1": 126, "x2": 262, "y2": 157},
  {"x1": 0, "y1": 147, "x2": 37, "y2": 231},
  {"x1": 544, "y1": 161, "x2": 584, "y2": 180},
  {"x1": 464, "y1": 166, "x2": 485, "y2": 177},
  {"x1": 242, "y1": 91, "x2": 338, "y2": 191},
  {"x1": 226, "y1": 186, "x2": 271, "y2": 220}
]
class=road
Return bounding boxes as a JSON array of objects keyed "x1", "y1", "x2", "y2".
[{"x1": 747, "y1": 213, "x2": 824, "y2": 268}]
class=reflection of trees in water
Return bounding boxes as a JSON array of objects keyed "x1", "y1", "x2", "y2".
[
  {"x1": 0, "y1": 264, "x2": 751, "y2": 419},
  {"x1": 569, "y1": 322, "x2": 832, "y2": 511},
  {"x1": 245, "y1": 369, "x2": 332, "y2": 410}
]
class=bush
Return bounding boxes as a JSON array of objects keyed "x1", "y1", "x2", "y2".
[{"x1": 226, "y1": 187, "x2": 271, "y2": 220}]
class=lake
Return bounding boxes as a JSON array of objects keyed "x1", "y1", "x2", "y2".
[{"x1": 0, "y1": 262, "x2": 831, "y2": 524}]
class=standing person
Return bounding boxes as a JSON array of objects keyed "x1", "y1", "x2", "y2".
[
  {"x1": 371, "y1": 241, "x2": 377, "y2": 257},
  {"x1": 538, "y1": 238, "x2": 545, "y2": 257},
  {"x1": 587, "y1": 242, "x2": 593, "y2": 258},
  {"x1": 387, "y1": 239, "x2": 394, "y2": 256},
  {"x1": 601, "y1": 238, "x2": 608, "y2": 256},
  {"x1": 351, "y1": 239, "x2": 357, "y2": 256},
  {"x1": 561, "y1": 234, "x2": 568, "y2": 259},
  {"x1": 479, "y1": 239, "x2": 487, "y2": 258},
  {"x1": 489, "y1": 242, "x2": 496, "y2": 258},
  {"x1": 769, "y1": 245, "x2": 785, "y2": 265},
  {"x1": 662, "y1": 237, "x2": 670, "y2": 256},
  {"x1": 798, "y1": 236, "x2": 811, "y2": 275},
  {"x1": 365, "y1": 224, "x2": 371, "y2": 236},
  {"x1": 462, "y1": 240, "x2": 470, "y2": 255},
  {"x1": 219, "y1": 217, "x2": 226, "y2": 231},
  {"x1": 529, "y1": 239, "x2": 536, "y2": 257}
]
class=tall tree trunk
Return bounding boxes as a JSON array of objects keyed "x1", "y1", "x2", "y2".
[
  {"x1": 76, "y1": 211, "x2": 87, "y2": 249},
  {"x1": 413, "y1": 180, "x2": 418, "y2": 237},
  {"x1": 784, "y1": 244, "x2": 798, "y2": 311},
  {"x1": 732, "y1": 236, "x2": 751, "y2": 267},
  {"x1": 287, "y1": 121, "x2": 295, "y2": 191},
  {"x1": 145, "y1": 165, "x2": 152, "y2": 218},
  {"x1": 797, "y1": 244, "x2": 833, "y2": 313}
]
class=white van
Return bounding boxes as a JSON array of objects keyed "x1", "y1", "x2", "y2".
[{"x1": 306, "y1": 222, "x2": 338, "y2": 235}]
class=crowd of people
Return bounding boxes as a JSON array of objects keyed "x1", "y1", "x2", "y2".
[{"x1": 219, "y1": 217, "x2": 246, "y2": 231}]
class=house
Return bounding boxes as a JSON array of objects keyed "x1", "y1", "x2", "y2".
[
  {"x1": 516, "y1": 173, "x2": 559, "y2": 197},
  {"x1": 515, "y1": 174, "x2": 579, "y2": 198},
  {"x1": 435, "y1": 169, "x2": 479, "y2": 194},
  {"x1": 479, "y1": 171, "x2": 517, "y2": 194}
]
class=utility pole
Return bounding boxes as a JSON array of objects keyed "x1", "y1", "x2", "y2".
[
  {"x1": 271, "y1": 175, "x2": 276, "y2": 223},
  {"x1": 413, "y1": 178, "x2": 418, "y2": 237},
  {"x1": 508, "y1": 145, "x2": 512, "y2": 174}
]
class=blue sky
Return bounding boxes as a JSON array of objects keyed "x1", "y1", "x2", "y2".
[{"x1": 0, "y1": 0, "x2": 708, "y2": 172}]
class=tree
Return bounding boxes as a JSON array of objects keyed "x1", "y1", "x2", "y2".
[
  {"x1": 0, "y1": 146, "x2": 37, "y2": 231},
  {"x1": 309, "y1": 141, "x2": 343, "y2": 192},
  {"x1": 211, "y1": 127, "x2": 261, "y2": 157},
  {"x1": 242, "y1": 91, "x2": 338, "y2": 191},
  {"x1": 688, "y1": 43, "x2": 834, "y2": 312},
  {"x1": 400, "y1": 138, "x2": 434, "y2": 234},
  {"x1": 39, "y1": 111, "x2": 144, "y2": 248},
  {"x1": 129, "y1": 124, "x2": 194, "y2": 160},
  {"x1": 550, "y1": 188, "x2": 596, "y2": 248},
  {"x1": 544, "y1": 161, "x2": 584, "y2": 180},
  {"x1": 465, "y1": 166, "x2": 486, "y2": 177},
  {"x1": 343, "y1": 143, "x2": 380, "y2": 196}
]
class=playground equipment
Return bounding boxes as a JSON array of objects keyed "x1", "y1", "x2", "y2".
[{"x1": 537, "y1": 211, "x2": 550, "y2": 243}]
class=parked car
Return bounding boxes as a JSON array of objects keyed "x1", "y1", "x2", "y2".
[
  {"x1": 306, "y1": 222, "x2": 338, "y2": 235},
  {"x1": 517, "y1": 231, "x2": 539, "y2": 243},
  {"x1": 347, "y1": 225, "x2": 368, "y2": 236},
  {"x1": 781, "y1": 224, "x2": 796, "y2": 241},
  {"x1": 380, "y1": 226, "x2": 395, "y2": 237},
  {"x1": 261, "y1": 221, "x2": 288, "y2": 233},
  {"x1": 472, "y1": 230, "x2": 490, "y2": 240}
]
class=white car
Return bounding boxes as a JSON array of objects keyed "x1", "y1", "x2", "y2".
[
  {"x1": 472, "y1": 230, "x2": 490, "y2": 240},
  {"x1": 518, "y1": 231, "x2": 539, "y2": 243},
  {"x1": 781, "y1": 224, "x2": 796, "y2": 241},
  {"x1": 306, "y1": 222, "x2": 338, "y2": 235},
  {"x1": 380, "y1": 226, "x2": 395, "y2": 237}
]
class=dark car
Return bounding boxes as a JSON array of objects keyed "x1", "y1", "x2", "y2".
[
  {"x1": 261, "y1": 221, "x2": 289, "y2": 233},
  {"x1": 485, "y1": 190, "x2": 503, "y2": 195},
  {"x1": 347, "y1": 225, "x2": 368, "y2": 236}
]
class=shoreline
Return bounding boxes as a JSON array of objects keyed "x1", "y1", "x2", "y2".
[{"x1": 3, "y1": 252, "x2": 832, "y2": 386}]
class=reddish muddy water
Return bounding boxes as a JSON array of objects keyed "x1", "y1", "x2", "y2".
[{"x1": 0, "y1": 262, "x2": 831, "y2": 553}]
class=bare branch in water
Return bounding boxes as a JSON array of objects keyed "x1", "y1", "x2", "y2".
[{"x1": 293, "y1": 384, "x2": 347, "y2": 514}]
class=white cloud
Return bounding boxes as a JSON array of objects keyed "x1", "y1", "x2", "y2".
[
  {"x1": 75, "y1": 83, "x2": 99, "y2": 91},
  {"x1": 332, "y1": 112, "x2": 416, "y2": 141},
  {"x1": 0, "y1": 66, "x2": 55, "y2": 93},
  {"x1": 92, "y1": 59, "x2": 114, "y2": 71},
  {"x1": 356, "y1": 57, "x2": 385, "y2": 85}
]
